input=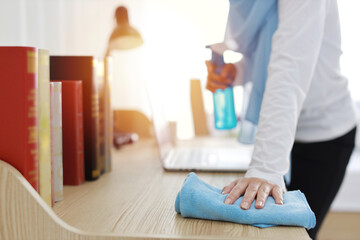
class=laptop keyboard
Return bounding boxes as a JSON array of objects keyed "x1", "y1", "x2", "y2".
[{"x1": 171, "y1": 149, "x2": 218, "y2": 166}]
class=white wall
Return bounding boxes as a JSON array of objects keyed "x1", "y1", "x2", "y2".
[
  {"x1": 338, "y1": 1, "x2": 360, "y2": 102},
  {"x1": 0, "y1": 0, "x2": 229, "y2": 139},
  {"x1": 0, "y1": 0, "x2": 359, "y2": 140}
]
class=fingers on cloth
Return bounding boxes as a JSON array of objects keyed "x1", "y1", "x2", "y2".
[
  {"x1": 240, "y1": 182, "x2": 261, "y2": 210},
  {"x1": 222, "y1": 179, "x2": 238, "y2": 195},
  {"x1": 250, "y1": 183, "x2": 284, "y2": 209},
  {"x1": 271, "y1": 185, "x2": 284, "y2": 205},
  {"x1": 255, "y1": 184, "x2": 272, "y2": 209},
  {"x1": 224, "y1": 180, "x2": 248, "y2": 205},
  {"x1": 223, "y1": 178, "x2": 284, "y2": 209}
]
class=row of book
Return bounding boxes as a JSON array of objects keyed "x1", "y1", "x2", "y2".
[{"x1": 0, "y1": 46, "x2": 113, "y2": 206}]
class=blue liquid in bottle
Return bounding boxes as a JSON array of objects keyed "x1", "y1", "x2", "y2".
[{"x1": 209, "y1": 49, "x2": 237, "y2": 130}]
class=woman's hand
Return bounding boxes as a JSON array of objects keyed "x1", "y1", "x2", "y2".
[
  {"x1": 222, "y1": 177, "x2": 284, "y2": 209},
  {"x1": 205, "y1": 61, "x2": 236, "y2": 93}
]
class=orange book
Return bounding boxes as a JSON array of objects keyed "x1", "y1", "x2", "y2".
[
  {"x1": 0, "y1": 46, "x2": 39, "y2": 191},
  {"x1": 50, "y1": 56, "x2": 100, "y2": 181},
  {"x1": 52, "y1": 80, "x2": 85, "y2": 185}
]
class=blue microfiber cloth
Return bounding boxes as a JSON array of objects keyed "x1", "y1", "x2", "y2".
[{"x1": 175, "y1": 172, "x2": 316, "y2": 229}]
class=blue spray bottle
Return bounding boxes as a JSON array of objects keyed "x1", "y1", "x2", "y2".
[{"x1": 207, "y1": 46, "x2": 237, "y2": 130}]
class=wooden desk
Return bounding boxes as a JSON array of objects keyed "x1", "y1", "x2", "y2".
[{"x1": 52, "y1": 139, "x2": 309, "y2": 240}]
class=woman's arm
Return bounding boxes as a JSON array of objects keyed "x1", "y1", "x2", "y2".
[{"x1": 223, "y1": 0, "x2": 327, "y2": 209}]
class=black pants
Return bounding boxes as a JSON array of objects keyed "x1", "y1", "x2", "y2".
[{"x1": 287, "y1": 127, "x2": 356, "y2": 240}]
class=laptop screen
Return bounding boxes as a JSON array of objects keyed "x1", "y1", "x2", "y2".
[{"x1": 146, "y1": 79, "x2": 173, "y2": 161}]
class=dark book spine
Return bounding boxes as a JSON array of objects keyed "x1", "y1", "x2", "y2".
[
  {"x1": 50, "y1": 56, "x2": 100, "y2": 180},
  {"x1": 96, "y1": 61, "x2": 105, "y2": 174},
  {"x1": 75, "y1": 81, "x2": 85, "y2": 184},
  {"x1": 90, "y1": 59, "x2": 100, "y2": 180}
]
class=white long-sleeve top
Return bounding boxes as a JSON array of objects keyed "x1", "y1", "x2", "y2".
[{"x1": 242, "y1": 0, "x2": 357, "y2": 191}]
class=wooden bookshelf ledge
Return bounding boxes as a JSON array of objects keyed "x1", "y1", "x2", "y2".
[
  {"x1": 0, "y1": 159, "x2": 177, "y2": 240},
  {"x1": 0, "y1": 139, "x2": 310, "y2": 240},
  {"x1": 0, "y1": 160, "x2": 134, "y2": 240}
]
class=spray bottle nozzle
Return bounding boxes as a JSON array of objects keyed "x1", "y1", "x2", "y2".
[{"x1": 206, "y1": 45, "x2": 225, "y2": 74}]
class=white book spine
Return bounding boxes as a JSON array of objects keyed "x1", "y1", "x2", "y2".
[{"x1": 50, "y1": 82, "x2": 64, "y2": 202}]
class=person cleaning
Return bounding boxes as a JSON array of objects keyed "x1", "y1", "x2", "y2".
[{"x1": 206, "y1": 1, "x2": 357, "y2": 239}]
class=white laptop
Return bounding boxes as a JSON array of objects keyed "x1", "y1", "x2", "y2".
[{"x1": 147, "y1": 80, "x2": 253, "y2": 172}]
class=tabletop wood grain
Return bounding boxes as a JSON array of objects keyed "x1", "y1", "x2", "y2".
[{"x1": 52, "y1": 139, "x2": 310, "y2": 240}]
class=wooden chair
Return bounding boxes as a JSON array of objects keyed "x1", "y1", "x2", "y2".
[{"x1": 113, "y1": 110, "x2": 154, "y2": 139}]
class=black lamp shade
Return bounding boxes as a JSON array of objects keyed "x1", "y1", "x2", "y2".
[{"x1": 107, "y1": 6, "x2": 144, "y2": 52}]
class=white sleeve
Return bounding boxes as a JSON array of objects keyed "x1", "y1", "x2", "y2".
[{"x1": 244, "y1": 0, "x2": 327, "y2": 191}]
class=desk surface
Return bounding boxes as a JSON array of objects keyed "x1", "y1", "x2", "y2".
[{"x1": 53, "y1": 138, "x2": 309, "y2": 240}]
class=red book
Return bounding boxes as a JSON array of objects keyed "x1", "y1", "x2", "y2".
[
  {"x1": 52, "y1": 80, "x2": 85, "y2": 185},
  {"x1": 0, "y1": 46, "x2": 39, "y2": 191}
]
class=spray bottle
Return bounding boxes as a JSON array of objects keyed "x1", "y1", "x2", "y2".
[{"x1": 207, "y1": 46, "x2": 237, "y2": 130}]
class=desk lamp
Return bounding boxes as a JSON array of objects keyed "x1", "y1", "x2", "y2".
[
  {"x1": 105, "y1": 6, "x2": 143, "y2": 148},
  {"x1": 105, "y1": 6, "x2": 144, "y2": 56}
]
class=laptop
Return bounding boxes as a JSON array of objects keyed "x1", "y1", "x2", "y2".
[{"x1": 147, "y1": 80, "x2": 253, "y2": 172}]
